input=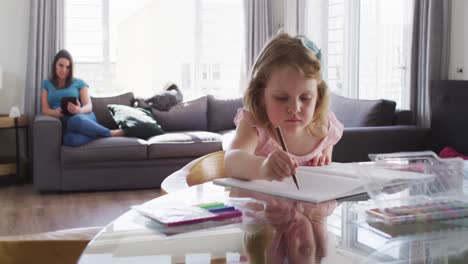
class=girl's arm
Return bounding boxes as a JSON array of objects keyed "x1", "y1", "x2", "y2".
[
  {"x1": 67, "y1": 87, "x2": 92, "y2": 115},
  {"x1": 41, "y1": 89, "x2": 63, "y2": 118},
  {"x1": 225, "y1": 119, "x2": 265, "y2": 180},
  {"x1": 225, "y1": 120, "x2": 296, "y2": 180}
]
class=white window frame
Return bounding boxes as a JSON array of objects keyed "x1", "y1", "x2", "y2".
[{"x1": 343, "y1": 0, "x2": 360, "y2": 98}]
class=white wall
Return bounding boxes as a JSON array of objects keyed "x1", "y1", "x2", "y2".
[
  {"x1": 0, "y1": 0, "x2": 30, "y2": 113},
  {"x1": 0, "y1": 0, "x2": 30, "y2": 157},
  {"x1": 449, "y1": 0, "x2": 468, "y2": 80}
]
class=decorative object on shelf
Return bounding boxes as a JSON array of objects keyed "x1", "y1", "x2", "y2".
[{"x1": 9, "y1": 106, "x2": 20, "y2": 118}]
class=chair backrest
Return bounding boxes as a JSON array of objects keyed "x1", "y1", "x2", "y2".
[
  {"x1": 0, "y1": 227, "x2": 100, "y2": 264},
  {"x1": 186, "y1": 151, "x2": 226, "y2": 187}
]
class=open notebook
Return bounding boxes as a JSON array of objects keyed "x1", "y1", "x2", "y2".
[{"x1": 213, "y1": 163, "x2": 434, "y2": 203}]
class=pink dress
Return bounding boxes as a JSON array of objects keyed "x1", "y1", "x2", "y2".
[{"x1": 234, "y1": 109, "x2": 344, "y2": 166}]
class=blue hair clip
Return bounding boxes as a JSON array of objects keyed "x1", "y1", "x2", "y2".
[{"x1": 299, "y1": 36, "x2": 322, "y2": 61}]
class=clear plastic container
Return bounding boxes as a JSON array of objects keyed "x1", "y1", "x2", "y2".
[{"x1": 355, "y1": 151, "x2": 466, "y2": 225}]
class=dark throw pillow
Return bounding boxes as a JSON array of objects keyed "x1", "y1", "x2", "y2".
[{"x1": 108, "y1": 104, "x2": 164, "y2": 139}]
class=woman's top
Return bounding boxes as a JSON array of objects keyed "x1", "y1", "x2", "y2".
[
  {"x1": 41, "y1": 78, "x2": 88, "y2": 110},
  {"x1": 234, "y1": 108, "x2": 344, "y2": 166}
]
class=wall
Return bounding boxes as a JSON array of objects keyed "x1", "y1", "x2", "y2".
[
  {"x1": 0, "y1": 0, "x2": 30, "y2": 157},
  {"x1": 0, "y1": 0, "x2": 30, "y2": 113},
  {"x1": 449, "y1": 0, "x2": 468, "y2": 80}
]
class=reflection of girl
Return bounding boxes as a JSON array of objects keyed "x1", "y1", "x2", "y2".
[
  {"x1": 41, "y1": 50, "x2": 124, "y2": 146},
  {"x1": 231, "y1": 189, "x2": 336, "y2": 263}
]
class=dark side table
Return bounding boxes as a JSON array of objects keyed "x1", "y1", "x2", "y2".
[{"x1": 0, "y1": 115, "x2": 29, "y2": 185}]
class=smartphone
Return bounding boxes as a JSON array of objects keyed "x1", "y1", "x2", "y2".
[{"x1": 60, "y1": 97, "x2": 78, "y2": 115}]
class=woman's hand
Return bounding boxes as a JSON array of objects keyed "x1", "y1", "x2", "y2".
[
  {"x1": 260, "y1": 149, "x2": 298, "y2": 181},
  {"x1": 67, "y1": 99, "x2": 82, "y2": 115},
  {"x1": 53, "y1": 108, "x2": 64, "y2": 118}
]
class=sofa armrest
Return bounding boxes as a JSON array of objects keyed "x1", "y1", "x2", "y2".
[
  {"x1": 393, "y1": 109, "x2": 413, "y2": 125},
  {"x1": 33, "y1": 115, "x2": 62, "y2": 191},
  {"x1": 333, "y1": 126, "x2": 430, "y2": 162}
]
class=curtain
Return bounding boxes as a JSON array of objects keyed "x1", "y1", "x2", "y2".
[
  {"x1": 409, "y1": 0, "x2": 451, "y2": 127},
  {"x1": 284, "y1": 0, "x2": 306, "y2": 35},
  {"x1": 25, "y1": 0, "x2": 64, "y2": 164},
  {"x1": 25, "y1": 0, "x2": 64, "y2": 118},
  {"x1": 243, "y1": 0, "x2": 273, "y2": 79}
]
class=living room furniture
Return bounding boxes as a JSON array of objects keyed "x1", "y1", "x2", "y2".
[
  {"x1": 0, "y1": 115, "x2": 28, "y2": 185},
  {"x1": 0, "y1": 226, "x2": 100, "y2": 264},
  {"x1": 34, "y1": 94, "x2": 242, "y2": 192},
  {"x1": 161, "y1": 150, "x2": 225, "y2": 194},
  {"x1": 78, "y1": 182, "x2": 468, "y2": 263},
  {"x1": 429, "y1": 80, "x2": 468, "y2": 155},
  {"x1": 33, "y1": 92, "x2": 427, "y2": 192}
]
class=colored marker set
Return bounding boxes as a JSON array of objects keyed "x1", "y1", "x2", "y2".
[
  {"x1": 366, "y1": 200, "x2": 468, "y2": 225},
  {"x1": 133, "y1": 202, "x2": 242, "y2": 227}
]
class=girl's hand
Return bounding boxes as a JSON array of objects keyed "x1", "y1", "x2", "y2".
[
  {"x1": 307, "y1": 154, "x2": 330, "y2": 166},
  {"x1": 54, "y1": 108, "x2": 64, "y2": 118},
  {"x1": 307, "y1": 146, "x2": 332, "y2": 166},
  {"x1": 284, "y1": 214, "x2": 317, "y2": 263},
  {"x1": 260, "y1": 149, "x2": 298, "y2": 181},
  {"x1": 67, "y1": 99, "x2": 82, "y2": 115}
]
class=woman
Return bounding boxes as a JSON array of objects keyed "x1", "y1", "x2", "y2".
[{"x1": 41, "y1": 49, "x2": 124, "y2": 147}]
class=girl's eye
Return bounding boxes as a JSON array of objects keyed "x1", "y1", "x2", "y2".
[
  {"x1": 300, "y1": 96, "x2": 312, "y2": 101},
  {"x1": 275, "y1": 97, "x2": 288, "y2": 102}
]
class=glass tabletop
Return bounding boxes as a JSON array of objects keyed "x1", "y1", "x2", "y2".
[{"x1": 78, "y1": 182, "x2": 468, "y2": 264}]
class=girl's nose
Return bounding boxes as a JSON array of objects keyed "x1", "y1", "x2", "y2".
[{"x1": 288, "y1": 100, "x2": 301, "y2": 114}]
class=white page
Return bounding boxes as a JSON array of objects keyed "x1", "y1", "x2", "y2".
[
  {"x1": 214, "y1": 163, "x2": 434, "y2": 203},
  {"x1": 214, "y1": 171, "x2": 364, "y2": 203}
]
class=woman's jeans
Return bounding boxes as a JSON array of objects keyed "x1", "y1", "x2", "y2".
[{"x1": 62, "y1": 113, "x2": 111, "y2": 147}]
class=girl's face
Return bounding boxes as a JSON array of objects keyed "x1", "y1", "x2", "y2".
[
  {"x1": 263, "y1": 66, "x2": 318, "y2": 134},
  {"x1": 55, "y1": 58, "x2": 71, "y2": 81}
]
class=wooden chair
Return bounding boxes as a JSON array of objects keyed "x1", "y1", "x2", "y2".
[
  {"x1": 0, "y1": 226, "x2": 101, "y2": 264},
  {"x1": 161, "y1": 151, "x2": 226, "y2": 194}
]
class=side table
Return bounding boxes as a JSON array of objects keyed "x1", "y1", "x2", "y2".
[{"x1": 0, "y1": 115, "x2": 29, "y2": 185}]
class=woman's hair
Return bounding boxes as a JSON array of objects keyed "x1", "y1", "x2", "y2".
[
  {"x1": 244, "y1": 33, "x2": 330, "y2": 138},
  {"x1": 50, "y1": 49, "x2": 74, "y2": 88}
]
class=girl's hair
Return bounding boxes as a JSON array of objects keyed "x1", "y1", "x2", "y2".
[
  {"x1": 244, "y1": 33, "x2": 330, "y2": 138},
  {"x1": 50, "y1": 49, "x2": 74, "y2": 88}
]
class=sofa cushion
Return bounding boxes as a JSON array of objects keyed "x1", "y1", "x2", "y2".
[
  {"x1": 108, "y1": 104, "x2": 164, "y2": 139},
  {"x1": 330, "y1": 93, "x2": 396, "y2": 127},
  {"x1": 219, "y1": 129, "x2": 236, "y2": 150},
  {"x1": 207, "y1": 95, "x2": 243, "y2": 132},
  {"x1": 91, "y1": 92, "x2": 134, "y2": 129},
  {"x1": 147, "y1": 131, "x2": 222, "y2": 159},
  {"x1": 61, "y1": 137, "x2": 148, "y2": 165},
  {"x1": 151, "y1": 96, "x2": 208, "y2": 132}
]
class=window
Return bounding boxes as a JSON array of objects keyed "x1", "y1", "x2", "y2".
[
  {"x1": 305, "y1": 0, "x2": 414, "y2": 109},
  {"x1": 65, "y1": 0, "x2": 245, "y2": 99}
]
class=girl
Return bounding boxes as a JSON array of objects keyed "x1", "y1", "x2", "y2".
[
  {"x1": 225, "y1": 34, "x2": 344, "y2": 181},
  {"x1": 41, "y1": 49, "x2": 124, "y2": 147}
]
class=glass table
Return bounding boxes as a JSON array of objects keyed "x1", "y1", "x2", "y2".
[{"x1": 78, "y1": 182, "x2": 468, "y2": 263}]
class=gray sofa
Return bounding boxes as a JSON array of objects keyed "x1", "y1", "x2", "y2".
[
  {"x1": 34, "y1": 93, "x2": 243, "y2": 191},
  {"x1": 33, "y1": 92, "x2": 429, "y2": 192},
  {"x1": 330, "y1": 94, "x2": 429, "y2": 162}
]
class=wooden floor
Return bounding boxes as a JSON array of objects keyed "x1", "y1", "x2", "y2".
[{"x1": 0, "y1": 181, "x2": 163, "y2": 236}]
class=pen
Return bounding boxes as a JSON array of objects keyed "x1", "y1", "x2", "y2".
[{"x1": 275, "y1": 127, "x2": 300, "y2": 190}]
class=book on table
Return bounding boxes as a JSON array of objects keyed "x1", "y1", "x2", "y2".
[{"x1": 213, "y1": 163, "x2": 435, "y2": 203}]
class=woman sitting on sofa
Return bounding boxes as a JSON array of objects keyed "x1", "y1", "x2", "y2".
[{"x1": 41, "y1": 49, "x2": 124, "y2": 147}]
